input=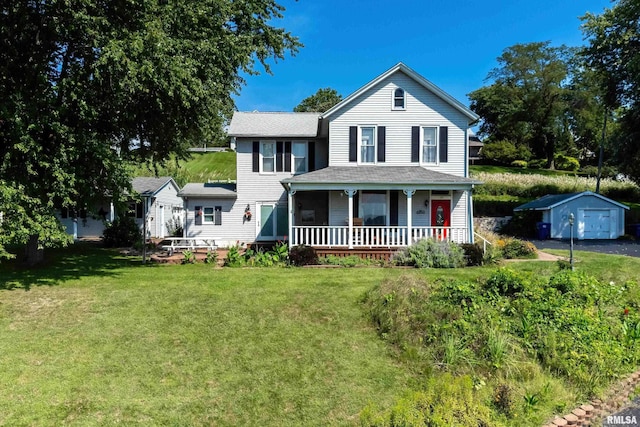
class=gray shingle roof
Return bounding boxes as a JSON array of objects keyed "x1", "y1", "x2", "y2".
[
  {"x1": 282, "y1": 166, "x2": 481, "y2": 186},
  {"x1": 131, "y1": 177, "x2": 175, "y2": 196},
  {"x1": 178, "y1": 183, "x2": 237, "y2": 198},
  {"x1": 228, "y1": 112, "x2": 321, "y2": 138},
  {"x1": 514, "y1": 191, "x2": 629, "y2": 211}
]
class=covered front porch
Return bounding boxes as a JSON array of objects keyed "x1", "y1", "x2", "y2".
[{"x1": 281, "y1": 166, "x2": 480, "y2": 250}]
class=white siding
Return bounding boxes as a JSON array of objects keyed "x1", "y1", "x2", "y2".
[
  {"x1": 183, "y1": 198, "x2": 242, "y2": 247},
  {"x1": 147, "y1": 182, "x2": 184, "y2": 238},
  {"x1": 328, "y1": 72, "x2": 469, "y2": 177}
]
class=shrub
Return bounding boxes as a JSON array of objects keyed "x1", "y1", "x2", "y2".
[
  {"x1": 528, "y1": 158, "x2": 547, "y2": 169},
  {"x1": 223, "y1": 243, "x2": 245, "y2": 267},
  {"x1": 511, "y1": 160, "x2": 528, "y2": 168},
  {"x1": 391, "y1": 238, "x2": 465, "y2": 268},
  {"x1": 204, "y1": 250, "x2": 218, "y2": 265},
  {"x1": 102, "y1": 216, "x2": 142, "y2": 247},
  {"x1": 484, "y1": 268, "x2": 527, "y2": 297},
  {"x1": 554, "y1": 154, "x2": 580, "y2": 171},
  {"x1": 288, "y1": 245, "x2": 318, "y2": 266},
  {"x1": 499, "y1": 211, "x2": 542, "y2": 238},
  {"x1": 460, "y1": 243, "x2": 484, "y2": 266},
  {"x1": 482, "y1": 140, "x2": 531, "y2": 165},
  {"x1": 165, "y1": 216, "x2": 184, "y2": 237},
  {"x1": 360, "y1": 374, "x2": 493, "y2": 427},
  {"x1": 497, "y1": 238, "x2": 537, "y2": 259}
]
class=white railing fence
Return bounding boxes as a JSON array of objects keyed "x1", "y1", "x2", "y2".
[{"x1": 291, "y1": 226, "x2": 468, "y2": 248}]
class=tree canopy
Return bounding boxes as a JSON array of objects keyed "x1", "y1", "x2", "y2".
[
  {"x1": 581, "y1": 0, "x2": 640, "y2": 183},
  {"x1": 469, "y1": 42, "x2": 575, "y2": 168},
  {"x1": 294, "y1": 87, "x2": 342, "y2": 112},
  {"x1": 0, "y1": 0, "x2": 301, "y2": 263}
]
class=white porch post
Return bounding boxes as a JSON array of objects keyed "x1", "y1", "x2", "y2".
[
  {"x1": 345, "y1": 189, "x2": 357, "y2": 249},
  {"x1": 72, "y1": 218, "x2": 78, "y2": 240},
  {"x1": 287, "y1": 189, "x2": 295, "y2": 248},
  {"x1": 404, "y1": 189, "x2": 415, "y2": 245},
  {"x1": 109, "y1": 202, "x2": 115, "y2": 222}
]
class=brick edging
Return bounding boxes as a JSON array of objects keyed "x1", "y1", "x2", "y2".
[{"x1": 542, "y1": 369, "x2": 640, "y2": 426}]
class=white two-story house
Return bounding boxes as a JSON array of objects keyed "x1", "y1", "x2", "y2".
[{"x1": 181, "y1": 63, "x2": 481, "y2": 254}]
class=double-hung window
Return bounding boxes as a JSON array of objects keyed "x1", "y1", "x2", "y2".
[
  {"x1": 360, "y1": 126, "x2": 376, "y2": 164},
  {"x1": 261, "y1": 141, "x2": 275, "y2": 173},
  {"x1": 202, "y1": 206, "x2": 222, "y2": 225},
  {"x1": 292, "y1": 141, "x2": 307, "y2": 173},
  {"x1": 422, "y1": 127, "x2": 438, "y2": 164}
]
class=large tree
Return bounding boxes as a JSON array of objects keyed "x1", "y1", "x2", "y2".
[
  {"x1": 0, "y1": 0, "x2": 301, "y2": 263},
  {"x1": 582, "y1": 0, "x2": 640, "y2": 183},
  {"x1": 294, "y1": 87, "x2": 342, "y2": 112},
  {"x1": 469, "y1": 42, "x2": 574, "y2": 167}
]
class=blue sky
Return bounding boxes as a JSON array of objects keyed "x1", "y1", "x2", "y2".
[{"x1": 233, "y1": 0, "x2": 613, "y2": 112}]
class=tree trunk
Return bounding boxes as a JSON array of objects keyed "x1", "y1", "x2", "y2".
[{"x1": 25, "y1": 234, "x2": 44, "y2": 266}]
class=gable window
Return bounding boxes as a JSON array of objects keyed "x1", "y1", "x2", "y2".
[
  {"x1": 261, "y1": 141, "x2": 275, "y2": 173},
  {"x1": 292, "y1": 141, "x2": 307, "y2": 173},
  {"x1": 360, "y1": 126, "x2": 376, "y2": 163},
  {"x1": 422, "y1": 127, "x2": 438, "y2": 164},
  {"x1": 393, "y1": 88, "x2": 405, "y2": 110}
]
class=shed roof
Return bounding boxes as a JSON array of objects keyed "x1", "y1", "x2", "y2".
[
  {"x1": 282, "y1": 166, "x2": 480, "y2": 186},
  {"x1": 178, "y1": 183, "x2": 237, "y2": 199},
  {"x1": 228, "y1": 112, "x2": 320, "y2": 138},
  {"x1": 131, "y1": 177, "x2": 177, "y2": 196},
  {"x1": 514, "y1": 191, "x2": 629, "y2": 211}
]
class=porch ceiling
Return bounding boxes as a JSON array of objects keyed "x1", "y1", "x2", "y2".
[{"x1": 282, "y1": 166, "x2": 481, "y2": 189}]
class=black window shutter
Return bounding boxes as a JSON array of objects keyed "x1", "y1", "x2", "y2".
[
  {"x1": 439, "y1": 126, "x2": 448, "y2": 163},
  {"x1": 284, "y1": 141, "x2": 291, "y2": 172},
  {"x1": 214, "y1": 206, "x2": 222, "y2": 225},
  {"x1": 276, "y1": 141, "x2": 283, "y2": 172},
  {"x1": 390, "y1": 190, "x2": 399, "y2": 226},
  {"x1": 195, "y1": 206, "x2": 203, "y2": 226},
  {"x1": 377, "y1": 126, "x2": 386, "y2": 162},
  {"x1": 308, "y1": 141, "x2": 315, "y2": 171},
  {"x1": 349, "y1": 126, "x2": 357, "y2": 162},
  {"x1": 252, "y1": 141, "x2": 259, "y2": 172},
  {"x1": 411, "y1": 126, "x2": 420, "y2": 162}
]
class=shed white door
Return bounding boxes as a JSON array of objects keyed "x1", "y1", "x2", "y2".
[{"x1": 579, "y1": 209, "x2": 615, "y2": 239}]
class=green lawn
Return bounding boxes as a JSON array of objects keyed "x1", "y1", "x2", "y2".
[
  {"x1": 134, "y1": 151, "x2": 236, "y2": 186},
  {"x1": 1, "y1": 245, "x2": 639, "y2": 426}
]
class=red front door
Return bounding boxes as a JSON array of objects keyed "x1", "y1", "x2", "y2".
[{"x1": 431, "y1": 200, "x2": 451, "y2": 239}]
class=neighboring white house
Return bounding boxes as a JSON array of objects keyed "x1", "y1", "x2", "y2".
[
  {"x1": 131, "y1": 177, "x2": 184, "y2": 239},
  {"x1": 514, "y1": 191, "x2": 629, "y2": 240},
  {"x1": 183, "y1": 62, "x2": 481, "y2": 250},
  {"x1": 58, "y1": 176, "x2": 183, "y2": 239}
]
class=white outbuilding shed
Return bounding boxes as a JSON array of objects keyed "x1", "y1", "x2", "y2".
[{"x1": 514, "y1": 191, "x2": 629, "y2": 240}]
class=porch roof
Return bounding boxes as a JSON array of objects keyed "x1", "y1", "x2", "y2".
[{"x1": 281, "y1": 166, "x2": 481, "y2": 188}]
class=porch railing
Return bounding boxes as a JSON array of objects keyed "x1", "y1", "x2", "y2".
[{"x1": 291, "y1": 226, "x2": 468, "y2": 248}]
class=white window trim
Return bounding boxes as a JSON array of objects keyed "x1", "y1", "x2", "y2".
[
  {"x1": 392, "y1": 88, "x2": 406, "y2": 110},
  {"x1": 202, "y1": 206, "x2": 222, "y2": 225},
  {"x1": 420, "y1": 125, "x2": 440, "y2": 165},
  {"x1": 358, "y1": 125, "x2": 377, "y2": 165},
  {"x1": 260, "y1": 140, "x2": 276, "y2": 174},
  {"x1": 292, "y1": 140, "x2": 308, "y2": 174}
]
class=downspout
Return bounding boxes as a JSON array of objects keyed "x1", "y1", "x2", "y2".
[{"x1": 468, "y1": 186, "x2": 475, "y2": 244}]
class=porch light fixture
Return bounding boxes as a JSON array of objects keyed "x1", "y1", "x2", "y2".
[{"x1": 568, "y1": 212, "x2": 575, "y2": 271}]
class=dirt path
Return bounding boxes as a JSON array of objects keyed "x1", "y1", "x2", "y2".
[{"x1": 503, "y1": 250, "x2": 565, "y2": 262}]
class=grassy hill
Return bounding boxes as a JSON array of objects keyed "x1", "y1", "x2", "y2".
[{"x1": 134, "y1": 151, "x2": 236, "y2": 186}]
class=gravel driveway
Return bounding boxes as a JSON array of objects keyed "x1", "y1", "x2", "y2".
[{"x1": 529, "y1": 239, "x2": 640, "y2": 258}]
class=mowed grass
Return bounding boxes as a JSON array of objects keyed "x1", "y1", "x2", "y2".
[
  {"x1": 2, "y1": 245, "x2": 639, "y2": 426},
  {"x1": 0, "y1": 246, "x2": 411, "y2": 426}
]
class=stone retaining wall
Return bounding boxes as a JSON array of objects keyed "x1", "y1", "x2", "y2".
[{"x1": 543, "y1": 369, "x2": 640, "y2": 426}]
